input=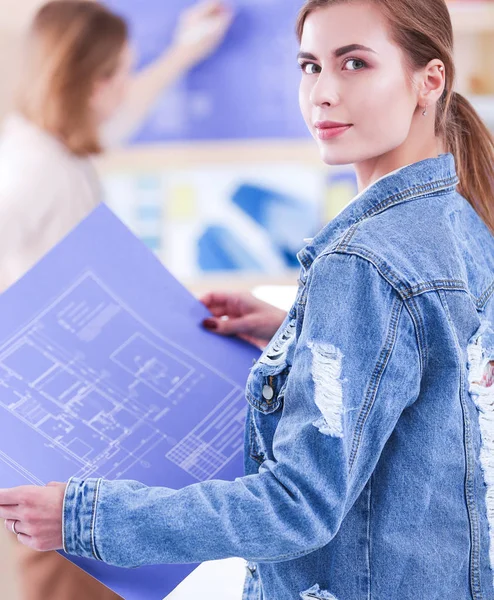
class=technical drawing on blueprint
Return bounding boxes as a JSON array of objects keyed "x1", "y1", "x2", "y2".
[{"x1": 0, "y1": 272, "x2": 247, "y2": 485}]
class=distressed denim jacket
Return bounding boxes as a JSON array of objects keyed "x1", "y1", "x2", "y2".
[{"x1": 64, "y1": 154, "x2": 494, "y2": 600}]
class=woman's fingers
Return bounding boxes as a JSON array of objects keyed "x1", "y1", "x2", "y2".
[
  {"x1": 200, "y1": 294, "x2": 242, "y2": 319},
  {"x1": 203, "y1": 317, "x2": 238, "y2": 335},
  {"x1": 0, "y1": 506, "x2": 21, "y2": 521},
  {"x1": 199, "y1": 293, "x2": 230, "y2": 317},
  {"x1": 193, "y1": 0, "x2": 228, "y2": 18},
  {"x1": 4, "y1": 518, "x2": 27, "y2": 536},
  {"x1": 15, "y1": 532, "x2": 34, "y2": 548},
  {"x1": 204, "y1": 314, "x2": 256, "y2": 336},
  {"x1": 0, "y1": 486, "x2": 29, "y2": 505},
  {"x1": 200, "y1": 292, "x2": 259, "y2": 317},
  {"x1": 0, "y1": 485, "x2": 65, "y2": 552},
  {"x1": 5, "y1": 520, "x2": 37, "y2": 549}
]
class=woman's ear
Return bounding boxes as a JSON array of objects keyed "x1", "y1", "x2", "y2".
[{"x1": 417, "y1": 60, "x2": 446, "y2": 111}]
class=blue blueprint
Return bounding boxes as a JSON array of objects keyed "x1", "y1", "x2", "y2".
[
  {"x1": 104, "y1": 0, "x2": 309, "y2": 142},
  {"x1": 0, "y1": 205, "x2": 260, "y2": 599}
]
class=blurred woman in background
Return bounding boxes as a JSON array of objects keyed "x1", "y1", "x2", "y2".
[{"x1": 0, "y1": 1, "x2": 232, "y2": 598}]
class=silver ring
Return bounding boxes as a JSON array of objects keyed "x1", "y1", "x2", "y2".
[{"x1": 11, "y1": 520, "x2": 18, "y2": 535}]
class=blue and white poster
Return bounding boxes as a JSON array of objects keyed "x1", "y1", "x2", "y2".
[
  {"x1": 0, "y1": 205, "x2": 260, "y2": 599},
  {"x1": 105, "y1": 0, "x2": 309, "y2": 142},
  {"x1": 104, "y1": 163, "x2": 326, "y2": 278}
]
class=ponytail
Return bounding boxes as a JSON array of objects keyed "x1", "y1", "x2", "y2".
[{"x1": 445, "y1": 92, "x2": 494, "y2": 233}]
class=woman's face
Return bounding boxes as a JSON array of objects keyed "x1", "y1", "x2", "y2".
[
  {"x1": 91, "y1": 43, "x2": 134, "y2": 125},
  {"x1": 299, "y1": 2, "x2": 420, "y2": 166}
]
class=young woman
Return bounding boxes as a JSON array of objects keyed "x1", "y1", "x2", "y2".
[
  {"x1": 2, "y1": 0, "x2": 494, "y2": 599},
  {"x1": 0, "y1": 2, "x2": 231, "y2": 598}
]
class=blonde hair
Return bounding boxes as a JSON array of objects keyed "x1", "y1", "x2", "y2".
[
  {"x1": 16, "y1": 0, "x2": 128, "y2": 156},
  {"x1": 297, "y1": 0, "x2": 494, "y2": 233}
]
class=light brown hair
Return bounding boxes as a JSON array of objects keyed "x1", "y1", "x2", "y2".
[
  {"x1": 16, "y1": 0, "x2": 128, "y2": 156},
  {"x1": 297, "y1": 0, "x2": 494, "y2": 233}
]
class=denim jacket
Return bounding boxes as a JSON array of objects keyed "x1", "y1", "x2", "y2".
[{"x1": 64, "y1": 154, "x2": 494, "y2": 600}]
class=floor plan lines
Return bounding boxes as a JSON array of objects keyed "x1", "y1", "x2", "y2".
[
  {"x1": 111, "y1": 333, "x2": 194, "y2": 399},
  {"x1": 166, "y1": 389, "x2": 247, "y2": 480},
  {"x1": 0, "y1": 271, "x2": 248, "y2": 484}
]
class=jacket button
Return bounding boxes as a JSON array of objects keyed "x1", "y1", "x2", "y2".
[{"x1": 262, "y1": 385, "x2": 274, "y2": 401}]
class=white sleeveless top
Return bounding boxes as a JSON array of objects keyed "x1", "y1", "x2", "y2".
[{"x1": 0, "y1": 113, "x2": 101, "y2": 291}]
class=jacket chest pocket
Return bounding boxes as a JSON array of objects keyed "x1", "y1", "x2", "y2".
[
  {"x1": 246, "y1": 317, "x2": 296, "y2": 464},
  {"x1": 246, "y1": 364, "x2": 288, "y2": 465},
  {"x1": 246, "y1": 362, "x2": 288, "y2": 414}
]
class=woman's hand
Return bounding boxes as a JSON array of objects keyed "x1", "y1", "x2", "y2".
[
  {"x1": 105, "y1": 1, "x2": 233, "y2": 146},
  {"x1": 201, "y1": 291, "x2": 287, "y2": 348},
  {"x1": 173, "y1": 1, "x2": 234, "y2": 68},
  {"x1": 0, "y1": 482, "x2": 66, "y2": 552}
]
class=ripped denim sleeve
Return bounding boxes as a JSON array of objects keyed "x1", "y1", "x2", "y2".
[
  {"x1": 288, "y1": 251, "x2": 422, "y2": 480},
  {"x1": 307, "y1": 341, "x2": 345, "y2": 438}
]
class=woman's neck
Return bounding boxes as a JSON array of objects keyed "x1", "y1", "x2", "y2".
[{"x1": 354, "y1": 132, "x2": 444, "y2": 193}]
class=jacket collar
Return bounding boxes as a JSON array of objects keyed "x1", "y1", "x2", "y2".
[{"x1": 298, "y1": 153, "x2": 459, "y2": 273}]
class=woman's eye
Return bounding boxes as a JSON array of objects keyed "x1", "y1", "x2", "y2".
[
  {"x1": 343, "y1": 58, "x2": 366, "y2": 71},
  {"x1": 300, "y1": 62, "x2": 321, "y2": 75}
]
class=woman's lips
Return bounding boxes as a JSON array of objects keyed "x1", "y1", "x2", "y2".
[{"x1": 314, "y1": 121, "x2": 353, "y2": 140}]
